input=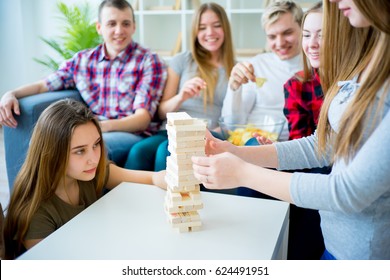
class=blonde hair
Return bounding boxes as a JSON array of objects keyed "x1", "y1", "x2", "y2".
[
  {"x1": 191, "y1": 2, "x2": 235, "y2": 108},
  {"x1": 3, "y1": 99, "x2": 108, "y2": 259},
  {"x1": 318, "y1": 0, "x2": 390, "y2": 161},
  {"x1": 262, "y1": 0, "x2": 303, "y2": 29}
]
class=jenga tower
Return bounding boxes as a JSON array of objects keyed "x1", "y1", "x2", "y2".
[{"x1": 164, "y1": 112, "x2": 206, "y2": 232}]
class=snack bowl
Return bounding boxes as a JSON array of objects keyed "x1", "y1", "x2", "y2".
[{"x1": 219, "y1": 113, "x2": 286, "y2": 146}]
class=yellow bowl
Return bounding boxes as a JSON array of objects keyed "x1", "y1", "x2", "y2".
[{"x1": 219, "y1": 113, "x2": 285, "y2": 146}]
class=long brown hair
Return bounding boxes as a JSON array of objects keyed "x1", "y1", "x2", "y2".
[
  {"x1": 191, "y1": 2, "x2": 235, "y2": 108},
  {"x1": 3, "y1": 99, "x2": 108, "y2": 259},
  {"x1": 318, "y1": 0, "x2": 390, "y2": 161}
]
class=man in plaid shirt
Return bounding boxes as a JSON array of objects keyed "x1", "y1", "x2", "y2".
[{"x1": 0, "y1": 0, "x2": 167, "y2": 166}]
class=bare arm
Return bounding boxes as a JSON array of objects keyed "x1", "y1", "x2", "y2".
[
  {"x1": 205, "y1": 129, "x2": 279, "y2": 168},
  {"x1": 99, "y1": 108, "x2": 151, "y2": 133},
  {"x1": 192, "y1": 152, "x2": 293, "y2": 203},
  {"x1": 157, "y1": 67, "x2": 206, "y2": 120},
  {"x1": 0, "y1": 80, "x2": 48, "y2": 127},
  {"x1": 106, "y1": 164, "x2": 167, "y2": 190}
]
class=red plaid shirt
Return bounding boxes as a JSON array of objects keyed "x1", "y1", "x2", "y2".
[
  {"x1": 283, "y1": 70, "x2": 324, "y2": 140},
  {"x1": 45, "y1": 41, "x2": 167, "y2": 133}
]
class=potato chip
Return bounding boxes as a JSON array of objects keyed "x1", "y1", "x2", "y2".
[
  {"x1": 255, "y1": 77, "x2": 267, "y2": 88},
  {"x1": 227, "y1": 124, "x2": 278, "y2": 146}
]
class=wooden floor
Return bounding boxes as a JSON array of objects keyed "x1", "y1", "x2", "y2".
[{"x1": 0, "y1": 126, "x2": 10, "y2": 210}]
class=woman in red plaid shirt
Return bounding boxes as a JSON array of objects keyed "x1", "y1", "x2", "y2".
[{"x1": 283, "y1": 2, "x2": 324, "y2": 140}]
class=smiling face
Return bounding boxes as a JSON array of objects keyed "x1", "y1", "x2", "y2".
[
  {"x1": 65, "y1": 122, "x2": 102, "y2": 183},
  {"x1": 302, "y1": 12, "x2": 323, "y2": 69},
  {"x1": 196, "y1": 9, "x2": 225, "y2": 57},
  {"x1": 329, "y1": 0, "x2": 370, "y2": 28},
  {"x1": 265, "y1": 12, "x2": 301, "y2": 60},
  {"x1": 96, "y1": 6, "x2": 136, "y2": 59}
]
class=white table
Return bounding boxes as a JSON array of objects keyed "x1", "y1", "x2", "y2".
[{"x1": 19, "y1": 182, "x2": 289, "y2": 260}]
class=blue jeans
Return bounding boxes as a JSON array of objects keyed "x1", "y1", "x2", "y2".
[
  {"x1": 320, "y1": 249, "x2": 336, "y2": 260},
  {"x1": 103, "y1": 132, "x2": 144, "y2": 167},
  {"x1": 155, "y1": 139, "x2": 169, "y2": 171},
  {"x1": 125, "y1": 130, "x2": 167, "y2": 170}
]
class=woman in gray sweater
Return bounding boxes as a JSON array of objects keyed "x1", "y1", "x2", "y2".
[{"x1": 191, "y1": 0, "x2": 390, "y2": 260}]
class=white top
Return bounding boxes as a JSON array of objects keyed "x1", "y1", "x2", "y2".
[
  {"x1": 222, "y1": 52, "x2": 302, "y2": 141},
  {"x1": 18, "y1": 182, "x2": 289, "y2": 260}
]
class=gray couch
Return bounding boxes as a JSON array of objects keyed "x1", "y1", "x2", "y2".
[{"x1": 4, "y1": 90, "x2": 82, "y2": 191}]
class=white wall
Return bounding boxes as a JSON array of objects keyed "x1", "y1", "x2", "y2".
[{"x1": 0, "y1": 0, "x2": 100, "y2": 96}]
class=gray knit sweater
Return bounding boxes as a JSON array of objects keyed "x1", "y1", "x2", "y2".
[{"x1": 275, "y1": 78, "x2": 390, "y2": 259}]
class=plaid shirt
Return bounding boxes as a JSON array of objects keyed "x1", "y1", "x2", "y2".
[
  {"x1": 283, "y1": 70, "x2": 324, "y2": 140},
  {"x1": 46, "y1": 41, "x2": 167, "y2": 134}
]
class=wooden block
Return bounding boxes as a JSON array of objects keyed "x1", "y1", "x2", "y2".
[
  {"x1": 169, "y1": 150, "x2": 205, "y2": 161},
  {"x1": 172, "y1": 220, "x2": 202, "y2": 229},
  {"x1": 189, "y1": 226, "x2": 202, "y2": 232},
  {"x1": 165, "y1": 192, "x2": 203, "y2": 207},
  {"x1": 166, "y1": 157, "x2": 193, "y2": 174},
  {"x1": 173, "y1": 221, "x2": 202, "y2": 233},
  {"x1": 167, "y1": 112, "x2": 193, "y2": 126},
  {"x1": 166, "y1": 168, "x2": 198, "y2": 185},
  {"x1": 169, "y1": 192, "x2": 182, "y2": 202},
  {"x1": 167, "y1": 211, "x2": 200, "y2": 224},
  {"x1": 168, "y1": 183, "x2": 201, "y2": 193},
  {"x1": 189, "y1": 191, "x2": 201, "y2": 201},
  {"x1": 166, "y1": 119, "x2": 206, "y2": 132},
  {"x1": 170, "y1": 139, "x2": 204, "y2": 149},
  {"x1": 165, "y1": 196, "x2": 203, "y2": 213},
  {"x1": 168, "y1": 143, "x2": 204, "y2": 154},
  {"x1": 166, "y1": 165, "x2": 193, "y2": 176},
  {"x1": 167, "y1": 127, "x2": 205, "y2": 139}
]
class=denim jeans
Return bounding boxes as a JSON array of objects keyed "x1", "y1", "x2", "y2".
[
  {"x1": 125, "y1": 130, "x2": 167, "y2": 170},
  {"x1": 103, "y1": 132, "x2": 144, "y2": 167}
]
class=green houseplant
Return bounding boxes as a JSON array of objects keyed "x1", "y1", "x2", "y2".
[{"x1": 34, "y1": 1, "x2": 102, "y2": 71}]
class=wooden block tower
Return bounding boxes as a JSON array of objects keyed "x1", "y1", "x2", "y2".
[{"x1": 164, "y1": 112, "x2": 206, "y2": 232}]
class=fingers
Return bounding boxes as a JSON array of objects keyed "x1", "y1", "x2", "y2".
[
  {"x1": 0, "y1": 105, "x2": 18, "y2": 128},
  {"x1": 191, "y1": 156, "x2": 214, "y2": 187},
  {"x1": 229, "y1": 62, "x2": 256, "y2": 90},
  {"x1": 182, "y1": 77, "x2": 207, "y2": 97},
  {"x1": 253, "y1": 134, "x2": 274, "y2": 145}
]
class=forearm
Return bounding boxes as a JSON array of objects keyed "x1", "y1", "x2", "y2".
[
  {"x1": 100, "y1": 109, "x2": 151, "y2": 133},
  {"x1": 106, "y1": 164, "x2": 154, "y2": 189},
  {"x1": 241, "y1": 162, "x2": 293, "y2": 203},
  {"x1": 9, "y1": 80, "x2": 48, "y2": 98},
  {"x1": 232, "y1": 144, "x2": 279, "y2": 168},
  {"x1": 158, "y1": 94, "x2": 183, "y2": 120}
]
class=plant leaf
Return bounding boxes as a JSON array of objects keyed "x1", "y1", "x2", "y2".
[{"x1": 34, "y1": 1, "x2": 101, "y2": 71}]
